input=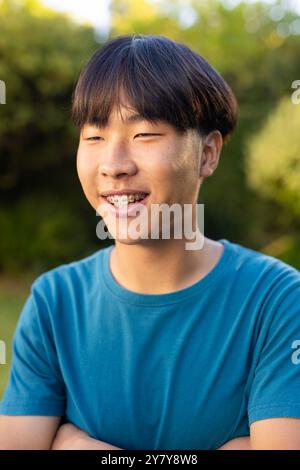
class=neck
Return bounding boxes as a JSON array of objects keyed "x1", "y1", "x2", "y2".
[{"x1": 109, "y1": 233, "x2": 223, "y2": 295}]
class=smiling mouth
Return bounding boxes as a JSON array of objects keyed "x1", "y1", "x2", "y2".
[{"x1": 101, "y1": 194, "x2": 149, "y2": 208}]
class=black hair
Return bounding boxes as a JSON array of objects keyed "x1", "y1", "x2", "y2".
[{"x1": 71, "y1": 34, "x2": 238, "y2": 143}]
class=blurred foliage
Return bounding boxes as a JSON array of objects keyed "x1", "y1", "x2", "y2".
[
  {"x1": 0, "y1": 0, "x2": 300, "y2": 274},
  {"x1": 245, "y1": 96, "x2": 300, "y2": 265},
  {"x1": 0, "y1": 0, "x2": 102, "y2": 274},
  {"x1": 0, "y1": 195, "x2": 95, "y2": 274},
  {"x1": 0, "y1": 0, "x2": 95, "y2": 185},
  {"x1": 246, "y1": 96, "x2": 300, "y2": 216}
]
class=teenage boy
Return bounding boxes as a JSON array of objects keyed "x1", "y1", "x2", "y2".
[{"x1": 1, "y1": 34, "x2": 300, "y2": 450}]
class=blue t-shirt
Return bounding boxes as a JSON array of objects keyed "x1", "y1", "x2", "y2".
[{"x1": 1, "y1": 239, "x2": 300, "y2": 450}]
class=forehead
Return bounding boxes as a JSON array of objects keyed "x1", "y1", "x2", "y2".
[
  {"x1": 109, "y1": 110, "x2": 155, "y2": 125},
  {"x1": 83, "y1": 107, "x2": 167, "y2": 131}
]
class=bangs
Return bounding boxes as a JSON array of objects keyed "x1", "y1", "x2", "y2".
[{"x1": 71, "y1": 34, "x2": 238, "y2": 142}]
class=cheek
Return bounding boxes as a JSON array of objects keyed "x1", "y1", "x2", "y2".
[
  {"x1": 77, "y1": 148, "x2": 96, "y2": 181},
  {"x1": 76, "y1": 149, "x2": 98, "y2": 204},
  {"x1": 145, "y1": 144, "x2": 188, "y2": 196},
  {"x1": 169, "y1": 152, "x2": 199, "y2": 200}
]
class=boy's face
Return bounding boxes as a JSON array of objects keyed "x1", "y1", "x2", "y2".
[{"x1": 76, "y1": 102, "x2": 205, "y2": 243}]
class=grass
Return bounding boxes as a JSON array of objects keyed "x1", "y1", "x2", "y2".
[{"x1": 0, "y1": 274, "x2": 34, "y2": 399}]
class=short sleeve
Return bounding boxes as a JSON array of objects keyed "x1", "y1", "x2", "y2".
[
  {"x1": 248, "y1": 275, "x2": 300, "y2": 425},
  {"x1": 0, "y1": 281, "x2": 66, "y2": 416}
]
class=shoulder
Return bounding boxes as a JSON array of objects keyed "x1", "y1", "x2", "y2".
[
  {"x1": 34, "y1": 246, "x2": 107, "y2": 284},
  {"x1": 225, "y1": 239, "x2": 300, "y2": 320},
  {"x1": 225, "y1": 239, "x2": 300, "y2": 287},
  {"x1": 29, "y1": 246, "x2": 110, "y2": 312}
]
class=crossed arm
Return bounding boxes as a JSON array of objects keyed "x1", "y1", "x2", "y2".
[
  {"x1": 50, "y1": 423, "x2": 251, "y2": 450},
  {"x1": 1, "y1": 416, "x2": 300, "y2": 450}
]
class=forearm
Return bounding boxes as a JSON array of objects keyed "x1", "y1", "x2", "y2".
[
  {"x1": 53, "y1": 423, "x2": 251, "y2": 451},
  {"x1": 51, "y1": 423, "x2": 123, "y2": 450},
  {"x1": 67, "y1": 436, "x2": 123, "y2": 450},
  {"x1": 217, "y1": 436, "x2": 251, "y2": 450},
  {"x1": 65, "y1": 436, "x2": 252, "y2": 451}
]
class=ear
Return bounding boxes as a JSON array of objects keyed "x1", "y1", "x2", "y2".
[{"x1": 199, "y1": 130, "x2": 223, "y2": 178}]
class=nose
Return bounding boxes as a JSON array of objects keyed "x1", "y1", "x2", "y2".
[{"x1": 98, "y1": 139, "x2": 137, "y2": 179}]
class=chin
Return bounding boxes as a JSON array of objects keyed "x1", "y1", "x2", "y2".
[
  {"x1": 111, "y1": 224, "x2": 152, "y2": 245},
  {"x1": 113, "y1": 236, "x2": 150, "y2": 246}
]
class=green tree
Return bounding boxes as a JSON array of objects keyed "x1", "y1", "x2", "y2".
[
  {"x1": 246, "y1": 96, "x2": 300, "y2": 266},
  {"x1": 0, "y1": 0, "x2": 96, "y2": 189},
  {"x1": 246, "y1": 96, "x2": 300, "y2": 215},
  {"x1": 0, "y1": 0, "x2": 101, "y2": 274}
]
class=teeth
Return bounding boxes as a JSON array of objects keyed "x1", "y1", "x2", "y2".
[{"x1": 106, "y1": 193, "x2": 146, "y2": 207}]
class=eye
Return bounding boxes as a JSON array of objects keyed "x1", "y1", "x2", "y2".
[
  {"x1": 84, "y1": 133, "x2": 162, "y2": 141},
  {"x1": 135, "y1": 133, "x2": 161, "y2": 138},
  {"x1": 86, "y1": 136, "x2": 103, "y2": 141}
]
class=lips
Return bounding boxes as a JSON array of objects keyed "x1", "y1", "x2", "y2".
[{"x1": 101, "y1": 189, "x2": 149, "y2": 197}]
